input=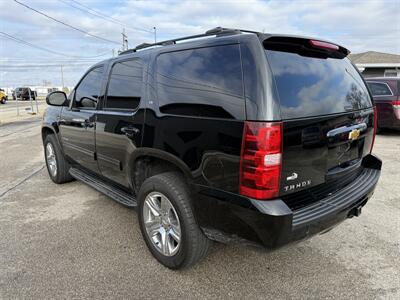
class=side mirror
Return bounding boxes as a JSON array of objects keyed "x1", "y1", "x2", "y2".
[
  {"x1": 46, "y1": 91, "x2": 68, "y2": 106},
  {"x1": 80, "y1": 97, "x2": 97, "y2": 108}
]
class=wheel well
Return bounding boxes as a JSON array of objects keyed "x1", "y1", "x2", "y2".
[
  {"x1": 132, "y1": 156, "x2": 186, "y2": 195},
  {"x1": 42, "y1": 127, "x2": 55, "y2": 143}
]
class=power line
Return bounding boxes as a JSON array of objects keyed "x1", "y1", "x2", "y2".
[
  {"x1": 0, "y1": 59, "x2": 102, "y2": 63},
  {"x1": 71, "y1": 0, "x2": 129, "y2": 26},
  {"x1": 0, "y1": 32, "x2": 111, "y2": 59},
  {"x1": 59, "y1": 0, "x2": 153, "y2": 34},
  {"x1": 0, "y1": 57, "x2": 103, "y2": 61},
  {"x1": 13, "y1": 0, "x2": 120, "y2": 45},
  {"x1": 1, "y1": 32, "x2": 75, "y2": 57},
  {"x1": 0, "y1": 63, "x2": 95, "y2": 67}
]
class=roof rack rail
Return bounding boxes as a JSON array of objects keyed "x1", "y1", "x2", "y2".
[
  {"x1": 135, "y1": 42, "x2": 153, "y2": 50},
  {"x1": 118, "y1": 27, "x2": 260, "y2": 55}
]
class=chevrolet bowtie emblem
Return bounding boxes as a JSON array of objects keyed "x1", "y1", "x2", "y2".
[{"x1": 348, "y1": 129, "x2": 361, "y2": 141}]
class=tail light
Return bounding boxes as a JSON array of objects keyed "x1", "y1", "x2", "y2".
[
  {"x1": 393, "y1": 99, "x2": 400, "y2": 120},
  {"x1": 370, "y1": 106, "x2": 377, "y2": 153},
  {"x1": 239, "y1": 122, "x2": 282, "y2": 200},
  {"x1": 309, "y1": 40, "x2": 339, "y2": 51}
]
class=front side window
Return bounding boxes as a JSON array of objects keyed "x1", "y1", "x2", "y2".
[
  {"x1": 105, "y1": 59, "x2": 143, "y2": 110},
  {"x1": 367, "y1": 82, "x2": 393, "y2": 96},
  {"x1": 74, "y1": 66, "x2": 104, "y2": 108},
  {"x1": 156, "y1": 44, "x2": 244, "y2": 119}
]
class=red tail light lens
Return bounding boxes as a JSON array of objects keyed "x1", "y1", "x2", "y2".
[
  {"x1": 309, "y1": 40, "x2": 339, "y2": 51},
  {"x1": 393, "y1": 99, "x2": 400, "y2": 120},
  {"x1": 370, "y1": 106, "x2": 377, "y2": 153},
  {"x1": 239, "y1": 122, "x2": 282, "y2": 200}
]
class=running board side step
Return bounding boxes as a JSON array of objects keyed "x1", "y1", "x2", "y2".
[{"x1": 69, "y1": 168, "x2": 137, "y2": 208}]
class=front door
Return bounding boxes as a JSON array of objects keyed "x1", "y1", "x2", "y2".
[
  {"x1": 96, "y1": 59, "x2": 145, "y2": 188},
  {"x1": 59, "y1": 66, "x2": 104, "y2": 173}
]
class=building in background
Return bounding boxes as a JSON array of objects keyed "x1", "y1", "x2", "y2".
[
  {"x1": 349, "y1": 51, "x2": 400, "y2": 78},
  {"x1": 32, "y1": 86, "x2": 63, "y2": 97}
]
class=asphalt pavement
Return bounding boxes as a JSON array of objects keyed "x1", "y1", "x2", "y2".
[{"x1": 0, "y1": 119, "x2": 399, "y2": 299}]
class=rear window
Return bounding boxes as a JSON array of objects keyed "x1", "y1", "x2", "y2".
[
  {"x1": 366, "y1": 82, "x2": 393, "y2": 96},
  {"x1": 266, "y1": 50, "x2": 372, "y2": 119}
]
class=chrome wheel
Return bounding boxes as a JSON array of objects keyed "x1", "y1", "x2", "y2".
[
  {"x1": 143, "y1": 191, "x2": 181, "y2": 257},
  {"x1": 46, "y1": 142, "x2": 57, "y2": 177}
]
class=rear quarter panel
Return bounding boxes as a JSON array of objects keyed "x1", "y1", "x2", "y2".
[{"x1": 142, "y1": 110, "x2": 244, "y2": 192}]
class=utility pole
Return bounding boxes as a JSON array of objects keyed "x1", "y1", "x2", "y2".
[
  {"x1": 16, "y1": 90, "x2": 19, "y2": 116},
  {"x1": 154, "y1": 26, "x2": 157, "y2": 43},
  {"x1": 60, "y1": 65, "x2": 64, "y2": 90},
  {"x1": 28, "y1": 88, "x2": 34, "y2": 115},
  {"x1": 121, "y1": 28, "x2": 128, "y2": 51}
]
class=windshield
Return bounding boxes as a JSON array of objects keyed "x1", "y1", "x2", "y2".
[{"x1": 266, "y1": 50, "x2": 372, "y2": 119}]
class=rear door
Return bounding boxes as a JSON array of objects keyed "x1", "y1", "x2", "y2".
[
  {"x1": 264, "y1": 40, "x2": 374, "y2": 200},
  {"x1": 95, "y1": 58, "x2": 145, "y2": 188}
]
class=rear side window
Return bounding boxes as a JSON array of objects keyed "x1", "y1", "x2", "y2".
[
  {"x1": 156, "y1": 44, "x2": 244, "y2": 119},
  {"x1": 105, "y1": 59, "x2": 143, "y2": 110},
  {"x1": 367, "y1": 82, "x2": 393, "y2": 96},
  {"x1": 266, "y1": 51, "x2": 372, "y2": 119}
]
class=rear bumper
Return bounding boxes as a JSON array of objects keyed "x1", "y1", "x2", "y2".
[{"x1": 195, "y1": 154, "x2": 382, "y2": 249}]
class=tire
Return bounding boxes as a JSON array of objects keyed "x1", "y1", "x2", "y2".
[
  {"x1": 0, "y1": 98, "x2": 5, "y2": 104},
  {"x1": 44, "y1": 134, "x2": 74, "y2": 184},
  {"x1": 138, "y1": 172, "x2": 211, "y2": 269}
]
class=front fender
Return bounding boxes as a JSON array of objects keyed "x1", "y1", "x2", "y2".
[{"x1": 41, "y1": 106, "x2": 63, "y2": 151}]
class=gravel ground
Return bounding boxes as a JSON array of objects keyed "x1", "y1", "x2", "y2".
[{"x1": 0, "y1": 119, "x2": 399, "y2": 299}]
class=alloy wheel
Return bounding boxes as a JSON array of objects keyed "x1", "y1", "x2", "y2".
[
  {"x1": 46, "y1": 142, "x2": 57, "y2": 177},
  {"x1": 143, "y1": 191, "x2": 181, "y2": 256}
]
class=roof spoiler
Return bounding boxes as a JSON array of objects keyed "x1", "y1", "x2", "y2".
[{"x1": 263, "y1": 35, "x2": 350, "y2": 59}]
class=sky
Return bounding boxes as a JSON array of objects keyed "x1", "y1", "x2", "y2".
[{"x1": 0, "y1": 0, "x2": 399, "y2": 88}]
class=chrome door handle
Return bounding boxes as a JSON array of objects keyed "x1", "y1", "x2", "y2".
[
  {"x1": 72, "y1": 118, "x2": 85, "y2": 123},
  {"x1": 72, "y1": 118, "x2": 93, "y2": 128},
  {"x1": 121, "y1": 126, "x2": 140, "y2": 138},
  {"x1": 84, "y1": 119, "x2": 94, "y2": 128}
]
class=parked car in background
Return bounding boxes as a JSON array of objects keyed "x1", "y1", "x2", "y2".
[
  {"x1": 12, "y1": 87, "x2": 37, "y2": 100},
  {"x1": 42, "y1": 27, "x2": 381, "y2": 269},
  {"x1": 0, "y1": 89, "x2": 8, "y2": 104},
  {"x1": 366, "y1": 78, "x2": 400, "y2": 131}
]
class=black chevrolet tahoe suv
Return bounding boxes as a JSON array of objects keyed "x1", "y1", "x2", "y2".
[{"x1": 42, "y1": 27, "x2": 381, "y2": 269}]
